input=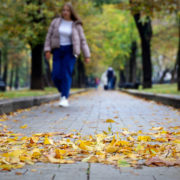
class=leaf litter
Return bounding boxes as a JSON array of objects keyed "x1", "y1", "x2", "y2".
[{"x1": 0, "y1": 119, "x2": 180, "y2": 171}]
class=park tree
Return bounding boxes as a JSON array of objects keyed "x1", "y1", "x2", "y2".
[
  {"x1": 0, "y1": 0, "x2": 64, "y2": 89},
  {"x1": 128, "y1": 0, "x2": 153, "y2": 88},
  {"x1": 93, "y1": 0, "x2": 153, "y2": 88},
  {"x1": 84, "y1": 3, "x2": 140, "y2": 82},
  {"x1": 0, "y1": 0, "x2": 179, "y2": 90},
  {"x1": 0, "y1": 34, "x2": 30, "y2": 90},
  {"x1": 117, "y1": 0, "x2": 180, "y2": 89},
  {"x1": 93, "y1": 0, "x2": 179, "y2": 89},
  {"x1": 0, "y1": 0, "x2": 97, "y2": 89},
  {"x1": 0, "y1": 37, "x2": 9, "y2": 86},
  {"x1": 151, "y1": 14, "x2": 178, "y2": 84}
]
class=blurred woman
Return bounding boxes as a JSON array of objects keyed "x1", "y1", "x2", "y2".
[{"x1": 44, "y1": 2, "x2": 91, "y2": 107}]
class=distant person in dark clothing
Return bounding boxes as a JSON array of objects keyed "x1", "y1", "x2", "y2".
[{"x1": 107, "y1": 67, "x2": 114, "y2": 90}]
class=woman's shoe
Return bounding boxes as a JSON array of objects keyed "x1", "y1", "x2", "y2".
[{"x1": 59, "y1": 96, "x2": 69, "y2": 107}]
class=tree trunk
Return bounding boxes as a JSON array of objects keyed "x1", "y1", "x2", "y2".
[
  {"x1": 77, "y1": 58, "x2": 86, "y2": 88},
  {"x1": 177, "y1": 13, "x2": 180, "y2": 90},
  {"x1": 2, "y1": 48, "x2": 8, "y2": 86},
  {"x1": 171, "y1": 58, "x2": 178, "y2": 83},
  {"x1": 26, "y1": 56, "x2": 30, "y2": 87},
  {"x1": 129, "y1": 41, "x2": 137, "y2": 83},
  {"x1": 9, "y1": 69, "x2": 14, "y2": 90},
  {"x1": 72, "y1": 56, "x2": 86, "y2": 88},
  {"x1": 133, "y1": 13, "x2": 153, "y2": 88},
  {"x1": 3, "y1": 63, "x2": 8, "y2": 86},
  {"x1": 14, "y1": 66, "x2": 19, "y2": 89},
  {"x1": 72, "y1": 62, "x2": 78, "y2": 88},
  {"x1": 0, "y1": 49, "x2": 2, "y2": 77},
  {"x1": 44, "y1": 56, "x2": 53, "y2": 87},
  {"x1": 177, "y1": 44, "x2": 180, "y2": 90},
  {"x1": 119, "y1": 69, "x2": 126, "y2": 84},
  {"x1": 30, "y1": 44, "x2": 44, "y2": 90}
]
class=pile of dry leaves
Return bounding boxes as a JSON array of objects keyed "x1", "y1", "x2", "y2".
[{"x1": 0, "y1": 119, "x2": 180, "y2": 171}]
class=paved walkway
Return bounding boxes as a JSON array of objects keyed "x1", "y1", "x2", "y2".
[{"x1": 0, "y1": 90, "x2": 180, "y2": 180}]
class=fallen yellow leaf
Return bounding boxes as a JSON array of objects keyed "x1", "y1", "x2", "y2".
[
  {"x1": 105, "y1": 119, "x2": 116, "y2": 123},
  {"x1": 20, "y1": 124, "x2": 28, "y2": 129}
]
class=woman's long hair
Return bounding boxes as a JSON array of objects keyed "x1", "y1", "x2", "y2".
[{"x1": 61, "y1": 2, "x2": 82, "y2": 24}]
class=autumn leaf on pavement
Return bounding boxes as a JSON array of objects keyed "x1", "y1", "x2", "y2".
[
  {"x1": 20, "y1": 124, "x2": 28, "y2": 129},
  {"x1": 118, "y1": 159, "x2": 130, "y2": 167},
  {"x1": 105, "y1": 119, "x2": 116, "y2": 123}
]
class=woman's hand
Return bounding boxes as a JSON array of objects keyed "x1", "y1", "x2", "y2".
[
  {"x1": 85, "y1": 58, "x2": 90, "y2": 64},
  {"x1": 45, "y1": 51, "x2": 51, "y2": 60}
]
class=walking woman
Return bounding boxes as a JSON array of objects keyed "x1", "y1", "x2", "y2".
[{"x1": 44, "y1": 2, "x2": 91, "y2": 107}]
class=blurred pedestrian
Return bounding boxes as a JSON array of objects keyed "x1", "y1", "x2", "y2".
[
  {"x1": 95, "y1": 77, "x2": 100, "y2": 89},
  {"x1": 107, "y1": 67, "x2": 114, "y2": 90},
  {"x1": 101, "y1": 72, "x2": 108, "y2": 90},
  {"x1": 44, "y1": 2, "x2": 91, "y2": 107}
]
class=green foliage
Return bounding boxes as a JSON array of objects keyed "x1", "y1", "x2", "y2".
[
  {"x1": 152, "y1": 14, "x2": 178, "y2": 71},
  {"x1": 0, "y1": 0, "x2": 179, "y2": 86},
  {"x1": 85, "y1": 4, "x2": 139, "y2": 76},
  {"x1": 0, "y1": 0, "x2": 63, "y2": 47}
]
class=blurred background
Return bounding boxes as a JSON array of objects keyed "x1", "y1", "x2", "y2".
[{"x1": 0, "y1": 0, "x2": 179, "y2": 99}]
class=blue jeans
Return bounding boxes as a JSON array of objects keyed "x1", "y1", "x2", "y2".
[{"x1": 52, "y1": 45, "x2": 76, "y2": 98}]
